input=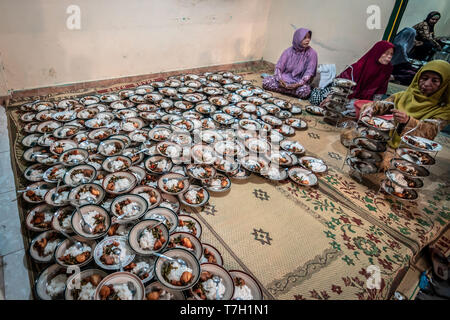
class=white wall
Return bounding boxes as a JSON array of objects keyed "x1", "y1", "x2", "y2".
[
  {"x1": 0, "y1": 0, "x2": 271, "y2": 94},
  {"x1": 262, "y1": 0, "x2": 396, "y2": 75},
  {"x1": 398, "y1": 0, "x2": 450, "y2": 37},
  {"x1": 0, "y1": 0, "x2": 405, "y2": 96}
]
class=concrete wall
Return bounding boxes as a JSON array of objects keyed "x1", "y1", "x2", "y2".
[
  {"x1": 262, "y1": 0, "x2": 396, "y2": 75},
  {"x1": 0, "y1": 0, "x2": 271, "y2": 94},
  {"x1": 398, "y1": 0, "x2": 450, "y2": 37}
]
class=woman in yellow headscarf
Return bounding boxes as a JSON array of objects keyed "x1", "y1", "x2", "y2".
[{"x1": 360, "y1": 59, "x2": 450, "y2": 169}]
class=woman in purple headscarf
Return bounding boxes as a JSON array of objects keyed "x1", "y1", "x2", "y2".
[{"x1": 263, "y1": 28, "x2": 318, "y2": 99}]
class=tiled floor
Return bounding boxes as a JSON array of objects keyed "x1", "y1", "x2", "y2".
[{"x1": 0, "y1": 105, "x2": 32, "y2": 300}]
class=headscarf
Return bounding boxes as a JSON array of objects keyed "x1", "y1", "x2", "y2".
[
  {"x1": 425, "y1": 11, "x2": 441, "y2": 34},
  {"x1": 393, "y1": 59, "x2": 450, "y2": 121},
  {"x1": 274, "y1": 28, "x2": 318, "y2": 85},
  {"x1": 391, "y1": 28, "x2": 416, "y2": 66},
  {"x1": 338, "y1": 41, "x2": 395, "y2": 100}
]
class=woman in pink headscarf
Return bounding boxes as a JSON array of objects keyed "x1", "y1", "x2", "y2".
[{"x1": 263, "y1": 28, "x2": 318, "y2": 99}]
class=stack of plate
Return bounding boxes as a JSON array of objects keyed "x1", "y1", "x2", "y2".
[
  {"x1": 344, "y1": 116, "x2": 394, "y2": 175},
  {"x1": 322, "y1": 78, "x2": 356, "y2": 125},
  {"x1": 380, "y1": 135, "x2": 441, "y2": 201}
]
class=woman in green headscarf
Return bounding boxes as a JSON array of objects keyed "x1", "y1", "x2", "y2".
[{"x1": 360, "y1": 59, "x2": 450, "y2": 168}]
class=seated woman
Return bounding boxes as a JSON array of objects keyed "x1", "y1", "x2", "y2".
[
  {"x1": 263, "y1": 28, "x2": 318, "y2": 99},
  {"x1": 310, "y1": 41, "x2": 394, "y2": 106},
  {"x1": 411, "y1": 11, "x2": 442, "y2": 61},
  {"x1": 391, "y1": 28, "x2": 419, "y2": 86},
  {"x1": 360, "y1": 60, "x2": 450, "y2": 169}
]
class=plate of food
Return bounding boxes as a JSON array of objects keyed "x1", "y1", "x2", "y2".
[
  {"x1": 357, "y1": 127, "x2": 390, "y2": 142},
  {"x1": 305, "y1": 105, "x2": 325, "y2": 116},
  {"x1": 36, "y1": 120, "x2": 62, "y2": 134},
  {"x1": 186, "y1": 164, "x2": 216, "y2": 181},
  {"x1": 93, "y1": 236, "x2": 135, "y2": 271},
  {"x1": 68, "y1": 183, "x2": 105, "y2": 206},
  {"x1": 179, "y1": 185, "x2": 210, "y2": 208},
  {"x1": 127, "y1": 219, "x2": 169, "y2": 256},
  {"x1": 229, "y1": 166, "x2": 252, "y2": 180},
  {"x1": 95, "y1": 272, "x2": 146, "y2": 300},
  {"x1": 229, "y1": 270, "x2": 263, "y2": 300},
  {"x1": 386, "y1": 169, "x2": 424, "y2": 189},
  {"x1": 130, "y1": 185, "x2": 161, "y2": 209},
  {"x1": 195, "y1": 103, "x2": 216, "y2": 115},
  {"x1": 49, "y1": 139, "x2": 78, "y2": 156},
  {"x1": 174, "y1": 215, "x2": 202, "y2": 238},
  {"x1": 397, "y1": 148, "x2": 436, "y2": 166},
  {"x1": 110, "y1": 194, "x2": 148, "y2": 222},
  {"x1": 274, "y1": 124, "x2": 295, "y2": 136},
  {"x1": 143, "y1": 207, "x2": 179, "y2": 234},
  {"x1": 158, "y1": 173, "x2": 190, "y2": 195},
  {"x1": 401, "y1": 135, "x2": 442, "y2": 153},
  {"x1": 29, "y1": 230, "x2": 64, "y2": 263},
  {"x1": 23, "y1": 163, "x2": 47, "y2": 182},
  {"x1": 202, "y1": 173, "x2": 232, "y2": 193},
  {"x1": 361, "y1": 116, "x2": 395, "y2": 132},
  {"x1": 144, "y1": 281, "x2": 186, "y2": 300},
  {"x1": 285, "y1": 118, "x2": 308, "y2": 130},
  {"x1": 52, "y1": 206, "x2": 75, "y2": 234},
  {"x1": 200, "y1": 243, "x2": 223, "y2": 266},
  {"x1": 333, "y1": 78, "x2": 357, "y2": 88},
  {"x1": 353, "y1": 137, "x2": 386, "y2": 153},
  {"x1": 54, "y1": 236, "x2": 96, "y2": 268},
  {"x1": 213, "y1": 140, "x2": 243, "y2": 157},
  {"x1": 25, "y1": 204, "x2": 57, "y2": 233},
  {"x1": 156, "y1": 141, "x2": 183, "y2": 159},
  {"x1": 390, "y1": 158, "x2": 429, "y2": 178},
  {"x1": 159, "y1": 193, "x2": 181, "y2": 214},
  {"x1": 381, "y1": 179, "x2": 418, "y2": 201},
  {"x1": 191, "y1": 144, "x2": 217, "y2": 165},
  {"x1": 44, "y1": 185, "x2": 72, "y2": 207},
  {"x1": 211, "y1": 112, "x2": 235, "y2": 126},
  {"x1": 63, "y1": 164, "x2": 96, "y2": 187},
  {"x1": 65, "y1": 269, "x2": 108, "y2": 300},
  {"x1": 154, "y1": 248, "x2": 201, "y2": 291},
  {"x1": 36, "y1": 110, "x2": 57, "y2": 122},
  {"x1": 260, "y1": 166, "x2": 288, "y2": 181},
  {"x1": 168, "y1": 232, "x2": 203, "y2": 260},
  {"x1": 239, "y1": 119, "x2": 261, "y2": 131},
  {"x1": 102, "y1": 171, "x2": 137, "y2": 195},
  {"x1": 240, "y1": 156, "x2": 268, "y2": 174},
  {"x1": 265, "y1": 151, "x2": 293, "y2": 166},
  {"x1": 245, "y1": 138, "x2": 271, "y2": 154},
  {"x1": 77, "y1": 107, "x2": 99, "y2": 120},
  {"x1": 191, "y1": 263, "x2": 234, "y2": 300},
  {"x1": 246, "y1": 96, "x2": 265, "y2": 106},
  {"x1": 22, "y1": 182, "x2": 53, "y2": 204},
  {"x1": 345, "y1": 157, "x2": 379, "y2": 174},
  {"x1": 183, "y1": 93, "x2": 207, "y2": 103},
  {"x1": 280, "y1": 140, "x2": 305, "y2": 155},
  {"x1": 299, "y1": 156, "x2": 328, "y2": 174},
  {"x1": 349, "y1": 147, "x2": 382, "y2": 163},
  {"x1": 34, "y1": 264, "x2": 68, "y2": 300},
  {"x1": 71, "y1": 204, "x2": 110, "y2": 239},
  {"x1": 145, "y1": 155, "x2": 173, "y2": 175},
  {"x1": 58, "y1": 148, "x2": 89, "y2": 166},
  {"x1": 88, "y1": 128, "x2": 113, "y2": 140},
  {"x1": 102, "y1": 155, "x2": 132, "y2": 173},
  {"x1": 288, "y1": 167, "x2": 318, "y2": 187},
  {"x1": 129, "y1": 129, "x2": 150, "y2": 143},
  {"x1": 261, "y1": 104, "x2": 281, "y2": 115},
  {"x1": 149, "y1": 126, "x2": 172, "y2": 142}
]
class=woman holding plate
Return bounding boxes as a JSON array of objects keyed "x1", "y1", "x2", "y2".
[
  {"x1": 359, "y1": 59, "x2": 450, "y2": 169},
  {"x1": 310, "y1": 41, "x2": 395, "y2": 107},
  {"x1": 262, "y1": 28, "x2": 318, "y2": 99}
]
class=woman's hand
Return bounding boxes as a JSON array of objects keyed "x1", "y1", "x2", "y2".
[
  {"x1": 319, "y1": 96, "x2": 331, "y2": 108},
  {"x1": 392, "y1": 110, "x2": 410, "y2": 124},
  {"x1": 279, "y1": 79, "x2": 288, "y2": 88}
]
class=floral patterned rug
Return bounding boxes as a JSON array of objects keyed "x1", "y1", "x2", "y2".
[{"x1": 6, "y1": 66, "x2": 449, "y2": 300}]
